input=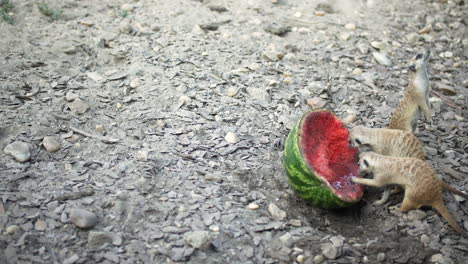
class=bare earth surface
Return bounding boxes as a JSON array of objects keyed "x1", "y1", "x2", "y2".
[{"x1": 1, "y1": 0, "x2": 467, "y2": 263}]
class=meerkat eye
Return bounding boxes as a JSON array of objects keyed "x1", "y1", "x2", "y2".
[
  {"x1": 415, "y1": 53, "x2": 423, "y2": 60},
  {"x1": 363, "y1": 159, "x2": 369, "y2": 167},
  {"x1": 355, "y1": 139, "x2": 362, "y2": 145}
]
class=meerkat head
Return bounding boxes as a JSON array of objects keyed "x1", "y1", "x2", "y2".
[
  {"x1": 349, "y1": 126, "x2": 369, "y2": 148},
  {"x1": 409, "y1": 50, "x2": 430, "y2": 72},
  {"x1": 357, "y1": 152, "x2": 379, "y2": 176}
]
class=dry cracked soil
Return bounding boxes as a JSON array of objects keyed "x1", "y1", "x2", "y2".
[{"x1": 0, "y1": 0, "x2": 468, "y2": 263}]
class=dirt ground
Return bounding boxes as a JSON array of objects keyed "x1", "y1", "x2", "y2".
[{"x1": 1, "y1": 0, "x2": 467, "y2": 263}]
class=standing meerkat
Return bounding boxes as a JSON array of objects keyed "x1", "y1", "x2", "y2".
[
  {"x1": 352, "y1": 152, "x2": 465, "y2": 233},
  {"x1": 388, "y1": 50, "x2": 431, "y2": 132}
]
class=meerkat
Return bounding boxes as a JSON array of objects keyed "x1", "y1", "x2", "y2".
[
  {"x1": 352, "y1": 152, "x2": 465, "y2": 232},
  {"x1": 349, "y1": 126, "x2": 468, "y2": 204},
  {"x1": 388, "y1": 50, "x2": 431, "y2": 132},
  {"x1": 349, "y1": 126, "x2": 425, "y2": 204}
]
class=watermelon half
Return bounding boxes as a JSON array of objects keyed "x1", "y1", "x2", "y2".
[{"x1": 284, "y1": 109, "x2": 362, "y2": 209}]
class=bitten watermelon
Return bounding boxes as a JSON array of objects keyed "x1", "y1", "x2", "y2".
[{"x1": 284, "y1": 109, "x2": 362, "y2": 209}]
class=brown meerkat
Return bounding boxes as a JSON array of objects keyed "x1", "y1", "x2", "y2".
[
  {"x1": 388, "y1": 50, "x2": 431, "y2": 132},
  {"x1": 349, "y1": 126, "x2": 425, "y2": 204},
  {"x1": 349, "y1": 126, "x2": 468, "y2": 204},
  {"x1": 352, "y1": 152, "x2": 465, "y2": 232}
]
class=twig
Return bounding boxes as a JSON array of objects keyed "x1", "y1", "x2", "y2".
[
  {"x1": 55, "y1": 190, "x2": 95, "y2": 201},
  {"x1": 430, "y1": 90, "x2": 466, "y2": 112},
  {"x1": 70, "y1": 126, "x2": 120, "y2": 144}
]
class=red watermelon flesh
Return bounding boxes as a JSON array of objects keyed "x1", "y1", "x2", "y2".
[{"x1": 300, "y1": 111, "x2": 361, "y2": 200}]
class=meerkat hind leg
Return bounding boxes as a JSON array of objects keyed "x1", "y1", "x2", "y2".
[
  {"x1": 400, "y1": 196, "x2": 418, "y2": 213},
  {"x1": 374, "y1": 188, "x2": 391, "y2": 205}
]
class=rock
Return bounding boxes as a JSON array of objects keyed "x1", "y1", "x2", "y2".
[
  {"x1": 424, "y1": 146, "x2": 437, "y2": 156},
  {"x1": 184, "y1": 231, "x2": 212, "y2": 249},
  {"x1": 434, "y1": 82, "x2": 457, "y2": 96},
  {"x1": 95, "y1": 125, "x2": 105, "y2": 133},
  {"x1": 6, "y1": 225, "x2": 20, "y2": 234},
  {"x1": 352, "y1": 68, "x2": 363, "y2": 75},
  {"x1": 429, "y1": 97, "x2": 443, "y2": 114},
  {"x1": 225, "y1": 132, "x2": 239, "y2": 144},
  {"x1": 227, "y1": 87, "x2": 238, "y2": 97},
  {"x1": 430, "y1": 253, "x2": 454, "y2": 264},
  {"x1": 65, "y1": 92, "x2": 79, "y2": 102},
  {"x1": 297, "y1": 254, "x2": 305, "y2": 264},
  {"x1": 343, "y1": 114, "x2": 358, "y2": 125},
  {"x1": 316, "y1": 3, "x2": 334, "y2": 13},
  {"x1": 307, "y1": 97, "x2": 327, "y2": 109},
  {"x1": 370, "y1": 41, "x2": 385, "y2": 50},
  {"x1": 264, "y1": 23, "x2": 291, "y2": 36},
  {"x1": 345, "y1": 23, "x2": 356, "y2": 30},
  {"x1": 42, "y1": 136, "x2": 60, "y2": 152},
  {"x1": 372, "y1": 52, "x2": 392, "y2": 66},
  {"x1": 377, "y1": 252, "x2": 386, "y2": 262},
  {"x1": 289, "y1": 219, "x2": 301, "y2": 226},
  {"x1": 407, "y1": 210, "x2": 427, "y2": 221},
  {"x1": 321, "y1": 243, "x2": 339, "y2": 259},
  {"x1": 247, "y1": 203, "x2": 259, "y2": 210},
  {"x1": 357, "y1": 43, "x2": 368, "y2": 54},
  {"x1": 88, "y1": 231, "x2": 114, "y2": 248},
  {"x1": 67, "y1": 98, "x2": 89, "y2": 114},
  {"x1": 35, "y1": 219, "x2": 47, "y2": 231},
  {"x1": 421, "y1": 234, "x2": 430, "y2": 247},
  {"x1": 406, "y1": 32, "x2": 421, "y2": 43},
  {"x1": 207, "y1": 4, "x2": 228, "y2": 12},
  {"x1": 129, "y1": 78, "x2": 141, "y2": 88},
  {"x1": 120, "y1": 3, "x2": 134, "y2": 12},
  {"x1": 314, "y1": 11, "x2": 326, "y2": 16},
  {"x1": 279, "y1": 232, "x2": 292, "y2": 246},
  {"x1": 268, "y1": 203, "x2": 286, "y2": 221},
  {"x1": 63, "y1": 254, "x2": 79, "y2": 264},
  {"x1": 4, "y1": 141, "x2": 31, "y2": 162},
  {"x1": 418, "y1": 25, "x2": 432, "y2": 34},
  {"x1": 340, "y1": 32, "x2": 351, "y2": 41},
  {"x1": 313, "y1": 255, "x2": 325, "y2": 264},
  {"x1": 69, "y1": 209, "x2": 98, "y2": 229}
]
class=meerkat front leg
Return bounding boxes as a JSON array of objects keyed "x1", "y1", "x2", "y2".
[
  {"x1": 420, "y1": 102, "x2": 431, "y2": 122},
  {"x1": 374, "y1": 188, "x2": 391, "y2": 205},
  {"x1": 352, "y1": 177, "x2": 385, "y2": 188}
]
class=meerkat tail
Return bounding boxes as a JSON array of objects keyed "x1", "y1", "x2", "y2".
[
  {"x1": 441, "y1": 182, "x2": 468, "y2": 200},
  {"x1": 432, "y1": 200, "x2": 462, "y2": 233}
]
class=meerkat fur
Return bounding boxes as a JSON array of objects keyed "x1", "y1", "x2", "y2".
[
  {"x1": 388, "y1": 50, "x2": 431, "y2": 132},
  {"x1": 352, "y1": 152, "x2": 463, "y2": 232}
]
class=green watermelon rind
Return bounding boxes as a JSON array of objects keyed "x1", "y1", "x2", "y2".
[{"x1": 283, "y1": 112, "x2": 359, "y2": 209}]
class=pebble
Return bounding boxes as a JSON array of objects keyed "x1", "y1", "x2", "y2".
[
  {"x1": 264, "y1": 23, "x2": 291, "y2": 36},
  {"x1": 406, "y1": 32, "x2": 421, "y2": 43},
  {"x1": 377, "y1": 252, "x2": 386, "y2": 262},
  {"x1": 424, "y1": 146, "x2": 437, "y2": 156},
  {"x1": 283, "y1": 76, "x2": 293, "y2": 84},
  {"x1": 279, "y1": 232, "x2": 292, "y2": 245},
  {"x1": 120, "y1": 3, "x2": 134, "y2": 12},
  {"x1": 370, "y1": 41, "x2": 385, "y2": 50},
  {"x1": 357, "y1": 43, "x2": 368, "y2": 54},
  {"x1": 184, "y1": 231, "x2": 212, "y2": 249},
  {"x1": 418, "y1": 25, "x2": 432, "y2": 34},
  {"x1": 6, "y1": 225, "x2": 20, "y2": 234},
  {"x1": 313, "y1": 255, "x2": 325, "y2": 264},
  {"x1": 225, "y1": 132, "x2": 239, "y2": 144},
  {"x1": 296, "y1": 254, "x2": 305, "y2": 264},
  {"x1": 4, "y1": 141, "x2": 31, "y2": 162},
  {"x1": 352, "y1": 68, "x2": 363, "y2": 75},
  {"x1": 227, "y1": 87, "x2": 238, "y2": 97},
  {"x1": 88, "y1": 231, "x2": 114, "y2": 248},
  {"x1": 268, "y1": 203, "x2": 286, "y2": 221},
  {"x1": 289, "y1": 219, "x2": 301, "y2": 226},
  {"x1": 69, "y1": 209, "x2": 98, "y2": 229},
  {"x1": 421, "y1": 234, "x2": 430, "y2": 247},
  {"x1": 129, "y1": 78, "x2": 141, "y2": 88},
  {"x1": 430, "y1": 253, "x2": 454, "y2": 264},
  {"x1": 95, "y1": 124, "x2": 105, "y2": 133},
  {"x1": 63, "y1": 254, "x2": 79, "y2": 264},
  {"x1": 42, "y1": 136, "x2": 60, "y2": 153},
  {"x1": 307, "y1": 97, "x2": 326, "y2": 109},
  {"x1": 35, "y1": 219, "x2": 47, "y2": 231},
  {"x1": 321, "y1": 243, "x2": 338, "y2": 259},
  {"x1": 314, "y1": 11, "x2": 326, "y2": 16},
  {"x1": 345, "y1": 23, "x2": 356, "y2": 30},
  {"x1": 262, "y1": 50, "x2": 280, "y2": 61},
  {"x1": 372, "y1": 52, "x2": 392, "y2": 66},
  {"x1": 407, "y1": 209, "x2": 427, "y2": 221},
  {"x1": 67, "y1": 98, "x2": 89, "y2": 114},
  {"x1": 464, "y1": 221, "x2": 468, "y2": 231},
  {"x1": 65, "y1": 92, "x2": 79, "y2": 102},
  {"x1": 247, "y1": 203, "x2": 259, "y2": 210},
  {"x1": 340, "y1": 32, "x2": 351, "y2": 41}
]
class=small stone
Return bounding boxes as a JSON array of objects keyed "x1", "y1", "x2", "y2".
[
  {"x1": 307, "y1": 97, "x2": 326, "y2": 109},
  {"x1": 377, "y1": 252, "x2": 385, "y2": 262},
  {"x1": 63, "y1": 254, "x2": 79, "y2": 264},
  {"x1": 129, "y1": 78, "x2": 141, "y2": 88},
  {"x1": 283, "y1": 77, "x2": 293, "y2": 84},
  {"x1": 418, "y1": 25, "x2": 432, "y2": 34},
  {"x1": 289, "y1": 219, "x2": 301, "y2": 226},
  {"x1": 464, "y1": 221, "x2": 468, "y2": 231},
  {"x1": 225, "y1": 132, "x2": 239, "y2": 144},
  {"x1": 112, "y1": 233, "x2": 123, "y2": 246},
  {"x1": 120, "y1": 3, "x2": 134, "y2": 11},
  {"x1": 352, "y1": 68, "x2": 363, "y2": 75},
  {"x1": 207, "y1": 4, "x2": 228, "y2": 12},
  {"x1": 209, "y1": 225, "x2": 220, "y2": 232},
  {"x1": 314, "y1": 11, "x2": 326, "y2": 16},
  {"x1": 313, "y1": 255, "x2": 325, "y2": 264},
  {"x1": 67, "y1": 98, "x2": 89, "y2": 114},
  {"x1": 227, "y1": 87, "x2": 238, "y2": 97},
  {"x1": 65, "y1": 92, "x2": 79, "y2": 102},
  {"x1": 262, "y1": 50, "x2": 280, "y2": 61},
  {"x1": 279, "y1": 232, "x2": 292, "y2": 245},
  {"x1": 264, "y1": 23, "x2": 291, "y2": 36},
  {"x1": 424, "y1": 147, "x2": 437, "y2": 156},
  {"x1": 6, "y1": 225, "x2": 20, "y2": 234},
  {"x1": 88, "y1": 231, "x2": 114, "y2": 248},
  {"x1": 435, "y1": 82, "x2": 457, "y2": 96},
  {"x1": 453, "y1": 194, "x2": 465, "y2": 202},
  {"x1": 42, "y1": 136, "x2": 60, "y2": 153},
  {"x1": 430, "y1": 253, "x2": 454, "y2": 264},
  {"x1": 297, "y1": 254, "x2": 305, "y2": 264},
  {"x1": 406, "y1": 32, "x2": 421, "y2": 43},
  {"x1": 421, "y1": 234, "x2": 430, "y2": 246},
  {"x1": 340, "y1": 32, "x2": 351, "y2": 41},
  {"x1": 345, "y1": 23, "x2": 356, "y2": 30},
  {"x1": 370, "y1": 41, "x2": 385, "y2": 50},
  {"x1": 4, "y1": 141, "x2": 30, "y2": 162},
  {"x1": 440, "y1": 51, "x2": 453, "y2": 58},
  {"x1": 454, "y1": 114, "x2": 463, "y2": 121},
  {"x1": 372, "y1": 52, "x2": 392, "y2": 66},
  {"x1": 184, "y1": 231, "x2": 212, "y2": 249},
  {"x1": 35, "y1": 219, "x2": 47, "y2": 231},
  {"x1": 69, "y1": 209, "x2": 98, "y2": 229},
  {"x1": 268, "y1": 203, "x2": 286, "y2": 221},
  {"x1": 321, "y1": 242, "x2": 338, "y2": 259},
  {"x1": 247, "y1": 203, "x2": 259, "y2": 210},
  {"x1": 95, "y1": 125, "x2": 105, "y2": 133},
  {"x1": 357, "y1": 43, "x2": 368, "y2": 54},
  {"x1": 407, "y1": 209, "x2": 427, "y2": 221}
]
